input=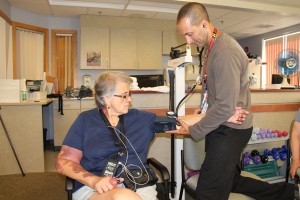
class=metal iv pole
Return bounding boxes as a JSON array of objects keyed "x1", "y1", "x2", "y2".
[
  {"x1": 168, "y1": 44, "x2": 193, "y2": 198},
  {"x1": 169, "y1": 72, "x2": 175, "y2": 198}
]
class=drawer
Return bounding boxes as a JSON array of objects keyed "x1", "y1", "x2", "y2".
[
  {"x1": 81, "y1": 99, "x2": 97, "y2": 109},
  {"x1": 53, "y1": 99, "x2": 80, "y2": 110}
]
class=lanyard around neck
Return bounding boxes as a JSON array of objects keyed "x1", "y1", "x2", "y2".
[
  {"x1": 200, "y1": 28, "x2": 218, "y2": 90},
  {"x1": 99, "y1": 109, "x2": 126, "y2": 151},
  {"x1": 205, "y1": 28, "x2": 218, "y2": 60},
  {"x1": 202, "y1": 28, "x2": 218, "y2": 80}
]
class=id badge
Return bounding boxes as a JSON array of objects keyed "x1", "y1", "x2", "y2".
[
  {"x1": 200, "y1": 90, "x2": 208, "y2": 114},
  {"x1": 201, "y1": 102, "x2": 208, "y2": 114},
  {"x1": 102, "y1": 157, "x2": 120, "y2": 177},
  {"x1": 102, "y1": 150, "x2": 125, "y2": 177}
]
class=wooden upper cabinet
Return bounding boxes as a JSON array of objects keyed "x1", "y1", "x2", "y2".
[
  {"x1": 162, "y1": 30, "x2": 198, "y2": 56},
  {"x1": 136, "y1": 30, "x2": 162, "y2": 70},
  {"x1": 110, "y1": 28, "x2": 137, "y2": 69},
  {"x1": 80, "y1": 27, "x2": 110, "y2": 69},
  {"x1": 110, "y1": 28, "x2": 162, "y2": 70},
  {"x1": 80, "y1": 26, "x2": 163, "y2": 70}
]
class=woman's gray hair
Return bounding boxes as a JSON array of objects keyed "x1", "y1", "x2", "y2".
[
  {"x1": 177, "y1": 2, "x2": 210, "y2": 26},
  {"x1": 94, "y1": 71, "x2": 133, "y2": 108}
]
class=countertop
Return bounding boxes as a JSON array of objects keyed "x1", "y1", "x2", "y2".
[{"x1": 0, "y1": 99, "x2": 53, "y2": 106}]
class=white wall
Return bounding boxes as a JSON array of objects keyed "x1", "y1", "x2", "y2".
[
  {"x1": 11, "y1": 7, "x2": 48, "y2": 28},
  {"x1": 0, "y1": 0, "x2": 11, "y2": 18},
  {"x1": 238, "y1": 23, "x2": 300, "y2": 58}
]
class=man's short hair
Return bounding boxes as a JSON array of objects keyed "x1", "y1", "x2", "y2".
[{"x1": 177, "y1": 2, "x2": 210, "y2": 26}]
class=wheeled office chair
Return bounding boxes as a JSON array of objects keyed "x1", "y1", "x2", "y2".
[
  {"x1": 65, "y1": 157, "x2": 170, "y2": 200},
  {"x1": 179, "y1": 137, "x2": 264, "y2": 200}
]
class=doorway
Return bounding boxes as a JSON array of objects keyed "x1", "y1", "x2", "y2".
[{"x1": 51, "y1": 30, "x2": 77, "y2": 94}]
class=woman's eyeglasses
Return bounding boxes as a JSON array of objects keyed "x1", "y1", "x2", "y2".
[{"x1": 113, "y1": 91, "x2": 132, "y2": 100}]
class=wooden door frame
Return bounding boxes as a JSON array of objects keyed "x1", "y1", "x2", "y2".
[
  {"x1": 51, "y1": 29, "x2": 77, "y2": 89},
  {"x1": 12, "y1": 21, "x2": 49, "y2": 79}
]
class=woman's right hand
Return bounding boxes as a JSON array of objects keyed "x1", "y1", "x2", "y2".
[{"x1": 93, "y1": 176, "x2": 124, "y2": 193}]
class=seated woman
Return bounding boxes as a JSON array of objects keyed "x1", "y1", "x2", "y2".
[{"x1": 56, "y1": 71, "x2": 245, "y2": 200}]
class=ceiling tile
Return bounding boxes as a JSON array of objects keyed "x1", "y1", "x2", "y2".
[
  {"x1": 121, "y1": 9, "x2": 157, "y2": 18},
  {"x1": 87, "y1": 7, "x2": 124, "y2": 17},
  {"x1": 153, "y1": 12, "x2": 177, "y2": 20},
  {"x1": 51, "y1": 5, "x2": 88, "y2": 17}
]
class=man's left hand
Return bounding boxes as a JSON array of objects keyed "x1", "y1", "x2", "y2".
[{"x1": 227, "y1": 107, "x2": 249, "y2": 124}]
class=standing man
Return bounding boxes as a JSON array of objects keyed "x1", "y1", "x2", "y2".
[{"x1": 169, "y1": 2, "x2": 295, "y2": 200}]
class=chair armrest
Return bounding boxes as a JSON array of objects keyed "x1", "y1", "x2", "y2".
[
  {"x1": 147, "y1": 157, "x2": 170, "y2": 182},
  {"x1": 296, "y1": 168, "x2": 300, "y2": 177},
  {"x1": 295, "y1": 168, "x2": 300, "y2": 183},
  {"x1": 65, "y1": 176, "x2": 74, "y2": 191}
]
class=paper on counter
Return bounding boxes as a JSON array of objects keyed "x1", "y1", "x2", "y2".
[
  {"x1": 140, "y1": 86, "x2": 170, "y2": 93},
  {"x1": 0, "y1": 79, "x2": 21, "y2": 102}
]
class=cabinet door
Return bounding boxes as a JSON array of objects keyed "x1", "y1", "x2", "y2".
[
  {"x1": 80, "y1": 99, "x2": 97, "y2": 112},
  {"x1": 53, "y1": 99, "x2": 80, "y2": 148},
  {"x1": 110, "y1": 28, "x2": 136, "y2": 69},
  {"x1": 162, "y1": 30, "x2": 198, "y2": 56},
  {"x1": 136, "y1": 30, "x2": 162, "y2": 70},
  {"x1": 80, "y1": 27, "x2": 110, "y2": 69},
  {"x1": 54, "y1": 110, "x2": 80, "y2": 147}
]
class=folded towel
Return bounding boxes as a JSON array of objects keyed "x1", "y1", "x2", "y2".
[{"x1": 130, "y1": 76, "x2": 140, "y2": 90}]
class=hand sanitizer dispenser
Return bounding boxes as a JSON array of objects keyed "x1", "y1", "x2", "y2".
[{"x1": 21, "y1": 79, "x2": 28, "y2": 102}]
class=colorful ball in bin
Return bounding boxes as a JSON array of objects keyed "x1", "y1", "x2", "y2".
[
  {"x1": 264, "y1": 149, "x2": 271, "y2": 156},
  {"x1": 243, "y1": 157, "x2": 251, "y2": 166},
  {"x1": 272, "y1": 152, "x2": 280, "y2": 160},
  {"x1": 251, "y1": 150, "x2": 260, "y2": 157},
  {"x1": 251, "y1": 134, "x2": 257, "y2": 141},
  {"x1": 267, "y1": 129, "x2": 272, "y2": 134},
  {"x1": 260, "y1": 155, "x2": 269, "y2": 163},
  {"x1": 280, "y1": 153, "x2": 287, "y2": 160},
  {"x1": 252, "y1": 155, "x2": 261, "y2": 164},
  {"x1": 271, "y1": 148, "x2": 278, "y2": 155},
  {"x1": 243, "y1": 152, "x2": 251, "y2": 158},
  {"x1": 281, "y1": 145, "x2": 288, "y2": 152},
  {"x1": 282, "y1": 131, "x2": 288, "y2": 137},
  {"x1": 253, "y1": 127, "x2": 260, "y2": 134},
  {"x1": 257, "y1": 134, "x2": 261, "y2": 140}
]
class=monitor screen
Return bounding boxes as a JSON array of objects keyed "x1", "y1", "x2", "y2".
[
  {"x1": 271, "y1": 74, "x2": 290, "y2": 84},
  {"x1": 132, "y1": 75, "x2": 164, "y2": 88}
]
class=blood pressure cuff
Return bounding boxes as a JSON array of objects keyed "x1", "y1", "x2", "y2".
[{"x1": 154, "y1": 116, "x2": 177, "y2": 133}]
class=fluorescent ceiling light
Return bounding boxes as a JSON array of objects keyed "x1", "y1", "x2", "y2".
[
  {"x1": 127, "y1": 5, "x2": 179, "y2": 13},
  {"x1": 127, "y1": 1, "x2": 180, "y2": 14},
  {"x1": 48, "y1": 0, "x2": 124, "y2": 9}
]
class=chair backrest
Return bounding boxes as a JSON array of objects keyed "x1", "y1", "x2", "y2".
[{"x1": 183, "y1": 136, "x2": 206, "y2": 170}]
